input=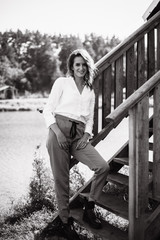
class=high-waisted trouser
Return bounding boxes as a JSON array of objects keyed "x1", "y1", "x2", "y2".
[{"x1": 46, "y1": 115, "x2": 110, "y2": 223}]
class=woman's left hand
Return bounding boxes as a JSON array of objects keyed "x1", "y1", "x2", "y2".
[{"x1": 76, "y1": 133, "x2": 90, "y2": 150}]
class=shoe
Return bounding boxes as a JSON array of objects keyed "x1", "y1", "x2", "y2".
[
  {"x1": 40, "y1": 216, "x2": 64, "y2": 237},
  {"x1": 42, "y1": 216, "x2": 81, "y2": 239},
  {"x1": 62, "y1": 217, "x2": 81, "y2": 240},
  {"x1": 83, "y1": 201, "x2": 102, "y2": 229}
]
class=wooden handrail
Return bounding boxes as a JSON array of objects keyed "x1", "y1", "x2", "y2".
[
  {"x1": 95, "y1": 10, "x2": 160, "y2": 74},
  {"x1": 106, "y1": 70, "x2": 160, "y2": 127},
  {"x1": 91, "y1": 121, "x2": 114, "y2": 146}
]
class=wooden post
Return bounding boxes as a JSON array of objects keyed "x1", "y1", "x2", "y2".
[
  {"x1": 157, "y1": 23, "x2": 160, "y2": 71},
  {"x1": 129, "y1": 95, "x2": 149, "y2": 240},
  {"x1": 153, "y1": 84, "x2": 160, "y2": 199}
]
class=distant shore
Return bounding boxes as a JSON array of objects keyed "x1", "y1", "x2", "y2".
[
  {"x1": 0, "y1": 95, "x2": 153, "y2": 112},
  {"x1": 0, "y1": 98, "x2": 47, "y2": 112}
]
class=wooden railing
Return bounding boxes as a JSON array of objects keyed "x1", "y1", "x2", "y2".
[
  {"x1": 93, "y1": 10, "x2": 160, "y2": 136},
  {"x1": 90, "y1": 11, "x2": 160, "y2": 238},
  {"x1": 69, "y1": 69, "x2": 160, "y2": 240},
  {"x1": 71, "y1": 11, "x2": 160, "y2": 239},
  {"x1": 106, "y1": 70, "x2": 160, "y2": 240}
]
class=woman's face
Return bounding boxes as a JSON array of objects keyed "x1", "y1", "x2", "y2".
[{"x1": 72, "y1": 56, "x2": 88, "y2": 79}]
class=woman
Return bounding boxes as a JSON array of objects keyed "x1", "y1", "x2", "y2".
[{"x1": 43, "y1": 49, "x2": 110, "y2": 239}]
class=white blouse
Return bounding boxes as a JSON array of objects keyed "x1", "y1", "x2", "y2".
[{"x1": 43, "y1": 77, "x2": 95, "y2": 135}]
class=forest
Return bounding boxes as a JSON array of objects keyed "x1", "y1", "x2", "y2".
[{"x1": 0, "y1": 30, "x2": 121, "y2": 95}]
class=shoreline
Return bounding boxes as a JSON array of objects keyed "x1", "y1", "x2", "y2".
[
  {"x1": 0, "y1": 98, "x2": 47, "y2": 112},
  {"x1": 0, "y1": 96, "x2": 153, "y2": 112}
]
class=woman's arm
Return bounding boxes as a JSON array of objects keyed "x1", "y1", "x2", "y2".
[
  {"x1": 76, "y1": 91, "x2": 95, "y2": 150},
  {"x1": 84, "y1": 90, "x2": 95, "y2": 136},
  {"x1": 43, "y1": 78, "x2": 63, "y2": 128},
  {"x1": 43, "y1": 78, "x2": 69, "y2": 150},
  {"x1": 76, "y1": 132, "x2": 90, "y2": 150}
]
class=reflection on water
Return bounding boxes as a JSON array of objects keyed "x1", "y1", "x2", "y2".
[{"x1": 0, "y1": 111, "x2": 49, "y2": 211}]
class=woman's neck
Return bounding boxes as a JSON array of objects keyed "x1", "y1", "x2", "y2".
[
  {"x1": 74, "y1": 76, "x2": 84, "y2": 86},
  {"x1": 73, "y1": 76, "x2": 85, "y2": 94}
]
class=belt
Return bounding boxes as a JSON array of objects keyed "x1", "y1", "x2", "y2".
[
  {"x1": 69, "y1": 120, "x2": 79, "y2": 139},
  {"x1": 56, "y1": 114, "x2": 84, "y2": 139}
]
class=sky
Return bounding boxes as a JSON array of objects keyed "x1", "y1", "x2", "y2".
[{"x1": 0, "y1": 0, "x2": 153, "y2": 40}]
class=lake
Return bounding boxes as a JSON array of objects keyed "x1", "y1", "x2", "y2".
[
  {"x1": 0, "y1": 110, "x2": 93, "y2": 212},
  {"x1": 0, "y1": 111, "x2": 50, "y2": 211},
  {"x1": 0, "y1": 108, "x2": 131, "y2": 213}
]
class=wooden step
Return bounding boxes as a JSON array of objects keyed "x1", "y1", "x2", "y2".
[
  {"x1": 70, "y1": 207, "x2": 128, "y2": 240},
  {"x1": 113, "y1": 157, "x2": 129, "y2": 166},
  {"x1": 79, "y1": 192, "x2": 128, "y2": 220},
  {"x1": 113, "y1": 157, "x2": 153, "y2": 171},
  {"x1": 107, "y1": 172, "x2": 128, "y2": 186}
]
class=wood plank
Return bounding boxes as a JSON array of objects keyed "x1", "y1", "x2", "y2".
[
  {"x1": 70, "y1": 208, "x2": 128, "y2": 240},
  {"x1": 157, "y1": 23, "x2": 160, "y2": 70},
  {"x1": 91, "y1": 121, "x2": 114, "y2": 147},
  {"x1": 135, "y1": 97, "x2": 149, "y2": 212},
  {"x1": 108, "y1": 141, "x2": 129, "y2": 173},
  {"x1": 106, "y1": 70, "x2": 160, "y2": 127},
  {"x1": 137, "y1": 36, "x2": 146, "y2": 87},
  {"x1": 145, "y1": 206, "x2": 160, "y2": 240},
  {"x1": 128, "y1": 96, "x2": 149, "y2": 240},
  {"x1": 113, "y1": 157, "x2": 129, "y2": 166},
  {"x1": 93, "y1": 75, "x2": 100, "y2": 135},
  {"x1": 129, "y1": 106, "x2": 140, "y2": 240},
  {"x1": 79, "y1": 192, "x2": 128, "y2": 220},
  {"x1": 107, "y1": 172, "x2": 128, "y2": 186},
  {"x1": 113, "y1": 156, "x2": 153, "y2": 172},
  {"x1": 102, "y1": 65, "x2": 112, "y2": 128},
  {"x1": 145, "y1": 204, "x2": 160, "y2": 230},
  {"x1": 126, "y1": 45, "x2": 136, "y2": 97},
  {"x1": 153, "y1": 84, "x2": 160, "y2": 199},
  {"x1": 114, "y1": 55, "x2": 124, "y2": 108},
  {"x1": 147, "y1": 29, "x2": 155, "y2": 79}
]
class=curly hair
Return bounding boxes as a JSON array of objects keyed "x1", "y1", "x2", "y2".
[{"x1": 67, "y1": 49, "x2": 97, "y2": 89}]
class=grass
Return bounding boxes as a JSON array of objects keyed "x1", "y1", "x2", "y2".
[
  {"x1": 0, "y1": 146, "x2": 93, "y2": 240},
  {"x1": 0, "y1": 146, "x2": 129, "y2": 240},
  {"x1": 0, "y1": 207, "x2": 54, "y2": 240}
]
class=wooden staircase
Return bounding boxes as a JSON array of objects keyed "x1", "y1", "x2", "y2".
[
  {"x1": 36, "y1": 10, "x2": 160, "y2": 240},
  {"x1": 68, "y1": 113, "x2": 160, "y2": 240}
]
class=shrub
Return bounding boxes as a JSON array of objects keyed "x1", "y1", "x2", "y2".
[
  {"x1": 29, "y1": 145, "x2": 56, "y2": 211},
  {"x1": 0, "y1": 145, "x2": 89, "y2": 239}
]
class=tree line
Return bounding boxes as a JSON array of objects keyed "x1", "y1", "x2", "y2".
[{"x1": 0, "y1": 30, "x2": 121, "y2": 95}]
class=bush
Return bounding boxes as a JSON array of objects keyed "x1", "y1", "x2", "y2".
[
  {"x1": 0, "y1": 145, "x2": 88, "y2": 239},
  {"x1": 29, "y1": 145, "x2": 56, "y2": 211}
]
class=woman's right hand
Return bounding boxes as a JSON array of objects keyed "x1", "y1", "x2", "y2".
[
  {"x1": 56, "y1": 131, "x2": 69, "y2": 150},
  {"x1": 50, "y1": 123, "x2": 69, "y2": 150}
]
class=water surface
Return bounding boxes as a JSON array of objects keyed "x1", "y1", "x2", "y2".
[
  {"x1": 0, "y1": 111, "x2": 49, "y2": 211},
  {"x1": 0, "y1": 110, "x2": 130, "y2": 212}
]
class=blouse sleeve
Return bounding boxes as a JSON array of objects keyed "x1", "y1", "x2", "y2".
[
  {"x1": 43, "y1": 78, "x2": 63, "y2": 128},
  {"x1": 84, "y1": 90, "x2": 95, "y2": 136}
]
